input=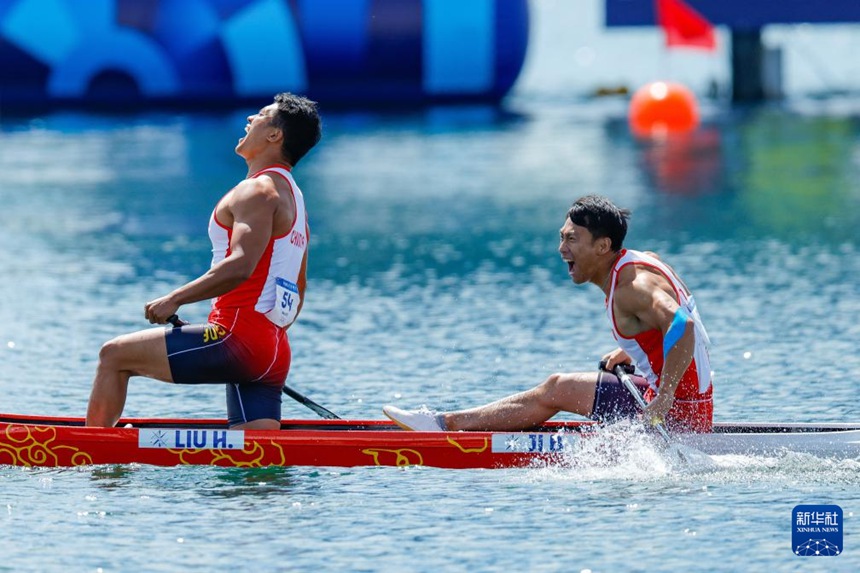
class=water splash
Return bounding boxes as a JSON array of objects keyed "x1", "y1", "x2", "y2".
[
  {"x1": 525, "y1": 421, "x2": 860, "y2": 485},
  {"x1": 528, "y1": 420, "x2": 697, "y2": 481}
]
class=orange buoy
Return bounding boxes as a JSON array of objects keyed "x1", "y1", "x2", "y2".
[{"x1": 628, "y1": 81, "x2": 699, "y2": 137}]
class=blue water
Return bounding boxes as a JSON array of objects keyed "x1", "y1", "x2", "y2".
[{"x1": 1, "y1": 95, "x2": 859, "y2": 571}]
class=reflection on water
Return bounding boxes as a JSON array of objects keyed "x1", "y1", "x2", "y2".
[
  {"x1": 88, "y1": 464, "x2": 138, "y2": 487},
  {"x1": 632, "y1": 127, "x2": 726, "y2": 197},
  {"x1": 86, "y1": 464, "x2": 312, "y2": 500},
  {"x1": 735, "y1": 110, "x2": 859, "y2": 240},
  {"x1": 203, "y1": 466, "x2": 306, "y2": 499}
]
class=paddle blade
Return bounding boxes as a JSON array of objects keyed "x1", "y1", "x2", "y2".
[{"x1": 666, "y1": 442, "x2": 717, "y2": 471}]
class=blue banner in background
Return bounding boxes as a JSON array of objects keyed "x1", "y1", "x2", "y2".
[
  {"x1": 0, "y1": 0, "x2": 529, "y2": 107},
  {"x1": 606, "y1": 0, "x2": 860, "y2": 28}
]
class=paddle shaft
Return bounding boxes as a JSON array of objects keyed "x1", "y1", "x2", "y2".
[
  {"x1": 281, "y1": 385, "x2": 340, "y2": 419},
  {"x1": 166, "y1": 314, "x2": 341, "y2": 419},
  {"x1": 612, "y1": 364, "x2": 673, "y2": 442}
]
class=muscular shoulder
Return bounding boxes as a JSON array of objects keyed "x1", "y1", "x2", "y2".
[
  {"x1": 614, "y1": 264, "x2": 676, "y2": 315},
  {"x1": 226, "y1": 177, "x2": 281, "y2": 216},
  {"x1": 214, "y1": 178, "x2": 275, "y2": 228},
  {"x1": 232, "y1": 176, "x2": 279, "y2": 202}
]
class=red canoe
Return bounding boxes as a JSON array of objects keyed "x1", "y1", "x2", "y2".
[{"x1": 2, "y1": 413, "x2": 857, "y2": 468}]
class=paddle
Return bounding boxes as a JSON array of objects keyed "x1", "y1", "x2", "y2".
[
  {"x1": 280, "y1": 384, "x2": 340, "y2": 420},
  {"x1": 605, "y1": 362, "x2": 714, "y2": 469},
  {"x1": 166, "y1": 314, "x2": 341, "y2": 419},
  {"x1": 610, "y1": 363, "x2": 674, "y2": 442}
]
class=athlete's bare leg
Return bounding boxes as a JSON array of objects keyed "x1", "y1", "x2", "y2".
[
  {"x1": 442, "y1": 372, "x2": 600, "y2": 431},
  {"x1": 86, "y1": 328, "x2": 173, "y2": 427}
]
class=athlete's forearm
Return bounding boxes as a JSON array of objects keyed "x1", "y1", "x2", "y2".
[
  {"x1": 656, "y1": 320, "x2": 695, "y2": 403},
  {"x1": 168, "y1": 255, "x2": 254, "y2": 306}
]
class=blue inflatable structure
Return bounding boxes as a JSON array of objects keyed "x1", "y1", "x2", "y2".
[{"x1": 0, "y1": 0, "x2": 529, "y2": 107}]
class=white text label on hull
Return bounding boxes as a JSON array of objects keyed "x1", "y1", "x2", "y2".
[
  {"x1": 138, "y1": 429, "x2": 245, "y2": 450},
  {"x1": 491, "y1": 433, "x2": 570, "y2": 453}
]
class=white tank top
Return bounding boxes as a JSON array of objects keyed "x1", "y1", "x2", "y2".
[{"x1": 209, "y1": 166, "x2": 308, "y2": 327}]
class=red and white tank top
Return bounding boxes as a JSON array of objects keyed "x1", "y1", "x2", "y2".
[
  {"x1": 208, "y1": 166, "x2": 308, "y2": 328},
  {"x1": 606, "y1": 249, "x2": 712, "y2": 399}
]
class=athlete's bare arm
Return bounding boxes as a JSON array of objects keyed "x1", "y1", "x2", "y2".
[
  {"x1": 611, "y1": 265, "x2": 695, "y2": 423},
  {"x1": 143, "y1": 178, "x2": 278, "y2": 323}
]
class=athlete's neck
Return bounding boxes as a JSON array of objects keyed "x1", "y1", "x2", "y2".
[
  {"x1": 245, "y1": 155, "x2": 292, "y2": 178},
  {"x1": 597, "y1": 251, "x2": 623, "y2": 295}
]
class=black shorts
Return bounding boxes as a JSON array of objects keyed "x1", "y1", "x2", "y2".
[
  {"x1": 224, "y1": 383, "x2": 282, "y2": 427},
  {"x1": 590, "y1": 370, "x2": 650, "y2": 422}
]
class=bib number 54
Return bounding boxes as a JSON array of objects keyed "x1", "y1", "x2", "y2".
[{"x1": 266, "y1": 277, "x2": 300, "y2": 327}]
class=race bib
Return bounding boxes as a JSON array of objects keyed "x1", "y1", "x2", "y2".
[{"x1": 265, "y1": 277, "x2": 300, "y2": 327}]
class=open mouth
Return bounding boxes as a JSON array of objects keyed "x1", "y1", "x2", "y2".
[{"x1": 565, "y1": 259, "x2": 575, "y2": 275}]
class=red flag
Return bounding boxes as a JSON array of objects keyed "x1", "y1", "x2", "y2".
[{"x1": 656, "y1": 0, "x2": 717, "y2": 50}]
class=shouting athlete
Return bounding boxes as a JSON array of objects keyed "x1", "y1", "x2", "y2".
[
  {"x1": 384, "y1": 195, "x2": 714, "y2": 433},
  {"x1": 86, "y1": 93, "x2": 322, "y2": 429}
]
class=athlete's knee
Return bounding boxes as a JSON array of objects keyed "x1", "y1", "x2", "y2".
[
  {"x1": 536, "y1": 372, "x2": 592, "y2": 407},
  {"x1": 535, "y1": 373, "x2": 566, "y2": 403},
  {"x1": 97, "y1": 337, "x2": 126, "y2": 369}
]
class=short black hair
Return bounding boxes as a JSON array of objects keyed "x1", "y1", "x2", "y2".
[
  {"x1": 270, "y1": 93, "x2": 322, "y2": 166},
  {"x1": 567, "y1": 195, "x2": 630, "y2": 251}
]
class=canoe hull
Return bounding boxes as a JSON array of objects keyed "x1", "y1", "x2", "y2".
[
  {"x1": 0, "y1": 415, "x2": 566, "y2": 469},
  {"x1": 1, "y1": 414, "x2": 858, "y2": 468}
]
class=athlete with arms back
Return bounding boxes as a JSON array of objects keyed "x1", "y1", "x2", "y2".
[{"x1": 86, "y1": 93, "x2": 322, "y2": 430}]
